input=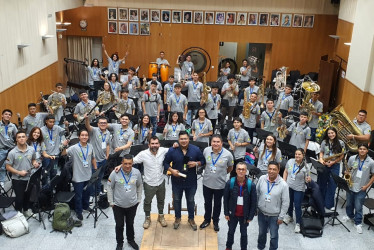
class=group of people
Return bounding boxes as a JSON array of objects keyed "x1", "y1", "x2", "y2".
[{"x1": 1, "y1": 48, "x2": 374, "y2": 250}]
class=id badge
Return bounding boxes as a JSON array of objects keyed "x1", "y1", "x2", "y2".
[
  {"x1": 49, "y1": 140, "x2": 55, "y2": 146},
  {"x1": 101, "y1": 141, "x2": 107, "y2": 149},
  {"x1": 36, "y1": 152, "x2": 41, "y2": 159},
  {"x1": 210, "y1": 164, "x2": 216, "y2": 173},
  {"x1": 125, "y1": 184, "x2": 131, "y2": 192},
  {"x1": 118, "y1": 135, "x2": 123, "y2": 141},
  {"x1": 5, "y1": 135, "x2": 10, "y2": 141},
  {"x1": 356, "y1": 170, "x2": 362, "y2": 179},
  {"x1": 237, "y1": 196, "x2": 244, "y2": 205},
  {"x1": 172, "y1": 132, "x2": 177, "y2": 137},
  {"x1": 290, "y1": 174, "x2": 296, "y2": 181},
  {"x1": 83, "y1": 160, "x2": 89, "y2": 168},
  {"x1": 265, "y1": 194, "x2": 271, "y2": 202}
]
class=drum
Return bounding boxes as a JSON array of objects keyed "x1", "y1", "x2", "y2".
[
  {"x1": 148, "y1": 62, "x2": 158, "y2": 78},
  {"x1": 160, "y1": 64, "x2": 169, "y2": 82}
]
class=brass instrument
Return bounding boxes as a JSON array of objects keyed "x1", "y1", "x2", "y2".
[
  {"x1": 227, "y1": 75, "x2": 239, "y2": 98},
  {"x1": 328, "y1": 104, "x2": 363, "y2": 152},
  {"x1": 115, "y1": 99, "x2": 129, "y2": 118},
  {"x1": 96, "y1": 90, "x2": 113, "y2": 105},
  {"x1": 242, "y1": 89, "x2": 253, "y2": 119},
  {"x1": 274, "y1": 66, "x2": 288, "y2": 92},
  {"x1": 201, "y1": 72, "x2": 211, "y2": 104},
  {"x1": 142, "y1": 75, "x2": 147, "y2": 91},
  {"x1": 322, "y1": 152, "x2": 344, "y2": 162},
  {"x1": 276, "y1": 121, "x2": 288, "y2": 139},
  {"x1": 343, "y1": 157, "x2": 352, "y2": 187},
  {"x1": 40, "y1": 92, "x2": 52, "y2": 114},
  {"x1": 49, "y1": 91, "x2": 64, "y2": 113},
  {"x1": 301, "y1": 80, "x2": 320, "y2": 122},
  {"x1": 258, "y1": 77, "x2": 266, "y2": 108},
  {"x1": 76, "y1": 102, "x2": 97, "y2": 123}
]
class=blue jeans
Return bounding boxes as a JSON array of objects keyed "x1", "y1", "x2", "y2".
[
  {"x1": 287, "y1": 188, "x2": 305, "y2": 224},
  {"x1": 346, "y1": 190, "x2": 366, "y2": 225},
  {"x1": 150, "y1": 116, "x2": 157, "y2": 136},
  {"x1": 41, "y1": 157, "x2": 58, "y2": 185},
  {"x1": 317, "y1": 163, "x2": 340, "y2": 209},
  {"x1": 187, "y1": 109, "x2": 198, "y2": 126},
  {"x1": 73, "y1": 181, "x2": 91, "y2": 215},
  {"x1": 310, "y1": 128, "x2": 317, "y2": 142},
  {"x1": 0, "y1": 149, "x2": 8, "y2": 182},
  {"x1": 226, "y1": 216, "x2": 249, "y2": 250},
  {"x1": 172, "y1": 184, "x2": 197, "y2": 219},
  {"x1": 203, "y1": 185, "x2": 224, "y2": 223},
  {"x1": 257, "y1": 211, "x2": 279, "y2": 250},
  {"x1": 91, "y1": 159, "x2": 106, "y2": 196}
]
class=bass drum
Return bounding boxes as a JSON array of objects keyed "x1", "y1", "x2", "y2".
[
  {"x1": 148, "y1": 62, "x2": 158, "y2": 78},
  {"x1": 160, "y1": 64, "x2": 169, "y2": 82}
]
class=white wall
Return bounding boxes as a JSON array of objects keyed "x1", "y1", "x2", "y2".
[
  {"x1": 0, "y1": 0, "x2": 82, "y2": 92},
  {"x1": 338, "y1": 0, "x2": 357, "y2": 23}
]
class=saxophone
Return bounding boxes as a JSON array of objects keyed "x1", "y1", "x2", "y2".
[
  {"x1": 201, "y1": 72, "x2": 211, "y2": 104},
  {"x1": 242, "y1": 89, "x2": 253, "y2": 119},
  {"x1": 343, "y1": 157, "x2": 352, "y2": 187}
]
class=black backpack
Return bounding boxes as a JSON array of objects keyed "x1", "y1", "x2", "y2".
[{"x1": 301, "y1": 213, "x2": 324, "y2": 238}]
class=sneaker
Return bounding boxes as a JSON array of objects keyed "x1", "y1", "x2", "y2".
[
  {"x1": 158, "y1": 214, "x2": 167, "y2": 227},
  {"x1": 188, "y1": 218, "x2": 197, "y2": 231},
  {"x1": 341, "y1": 216, "x2": 353, "y2": 223},
  {"x1": 283, "y1": 214, "x2": 293, "y2": 224},
  {"x1": 77, "y1": 213, "x2": 83, "y2": 221},
  {"x1": 23, "y1": 209, "x2": 34, "y2": 218},
  {"x1": 89, "y1": 196, "x2": 94, "y2": 203},
  {"x1": 128, "y1": 241, "x2": 139, "y2": 250},
  {"x1": 199, "y1": 220, "x2": 210, "y2": 229},
  {"x1": 0, "y1": 181, "x2": 4, "y2": 189},
  {"x1": 143, "y1": 216, "x2": 151, "y2": 229},
  {"x1": 355, "y1": 224, "x2": 363, "y2": 234},
  {"x1": 294, "y1": 223, "x2": 300, "y2": 233},
  {"x1": 174, "y1": 218, "x2": 181, "y2": 229}
]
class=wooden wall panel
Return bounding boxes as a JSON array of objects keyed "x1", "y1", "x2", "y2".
[
  {"x1": 335, "y1": 19, "x2": 353, "y2": 62},
  {"x1": 337, "y1": 78, "x2": 365, "y2": 119},
  {"x1": 62, "y1": 7, "x2": 338, "y2": 82}
]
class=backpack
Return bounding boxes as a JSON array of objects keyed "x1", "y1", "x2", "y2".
[
  {"x1": 52, "y1": 203, "x2": 75, "y2": 237},
  {"x1": 301, "y1": 213, "x2": 324, "y2": 238},
  {"x1": 229, "y1": 177, "x2": 252, "y2": 194},
  {"x1": 1, "y1": 212, "x2": 29, "y2": 238}
]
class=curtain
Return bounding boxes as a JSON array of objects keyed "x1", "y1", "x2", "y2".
[{"x1": 67, "y1": 36, "x2": 93, "y2": 63}]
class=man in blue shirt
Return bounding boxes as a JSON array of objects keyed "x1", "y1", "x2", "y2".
[{"x1": 164, "y1": 131, "x2": 205, "y2": 230}]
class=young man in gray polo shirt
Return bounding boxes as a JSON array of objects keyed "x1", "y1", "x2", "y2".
[
  {"x1": 241, "y1": 93, "x2": 261, "y2": 142},
  {"x1": 181, "y1": 55, "x2": 194, "y2": 80},
  {"x1": 276, "y1": 85, "x2": 293, "y2": 117},
  {"x1": 221, "y1": 74, "x2": 239, "y2": 123},
  {"x1": 183, "y1": 72, "x2": 203, "y2": 125},
  {"x1": 47, "y1": 83, "x2": 67, "y2": 124},
  {"x1": 142, "y1": 82, "x2": 162, "y2": 136},
  {"x1": 108, "y1": 114, "x2": 134, "y2": 157},
  {"x1": 205, "y1": 84, "x2": 221, "y2": 132},
  {"x1": 22, "y1": 103, "x2": 48, "y2": 135},
  {"x1": 347, "y1": 109, "x2": 371, "y2": 145},
  {"x1": 260, "y1": 99, "x2": 279, "y2": 135},
  {"x1": 308, "y1": 92, "x2": 323, "y2": 141},
  {"x1": 156, "y1": 51, "x2": 170, "y2": 67},
  {"x1": 287, "y1": 112, "x2": 311, "y2": 153},
  {"x1": 73, "y1": 91, "x2": 99, "y2": 122},
  {"x1": 146, "y1": 74, "x2": 163, "y2": 94},
  {"x1": 108, "y1": 154, "x2": 142, "y2": 250},
  {"x1": 6, "y1": 131, "x2": 38, "y2": 217},
  {"x1": 342, "y1": 144, "x2": 374, "y2": 234},
  {"x1": 200, "y1": 135, "x2": 234, "y2": 232},
  {"x1": 62, "y1": 129, "x2": 97, "y2": 221},
  {"x1": 167, "y1": 83, "x2": 188, "y2": 121}
]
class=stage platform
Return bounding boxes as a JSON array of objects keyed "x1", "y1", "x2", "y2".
[{"x1": 141, "y1": 214, "x2": 218, "y2": 250}]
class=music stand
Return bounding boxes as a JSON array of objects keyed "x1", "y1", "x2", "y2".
[
  {"x1": 160, "y1": 140, "x2": 178, "y2": 148},
  {"x1": 324, "y1": 173, "x2": 350, "y2": 232},
  {"x1": 310, "y1": 157, "x2": 327, "y2": 176},
  {"x1": 85, "y1": 168, "x2": 108, "y2": 228},
  {"x1": 278, "y1": 141, "x2": 297, "y2": 159},
  {"x1": 93, "y1": 80, "x2": 105, "y2": 91},
  {"x1": 255, "y1": 128, "x2": 272, "y2": 146},
  {"x1": 190, "y1": 141, "x2": 208, "y2": 151},
  {"x1": 129, "y1": 144, "x2": 148, "y2": 156}
]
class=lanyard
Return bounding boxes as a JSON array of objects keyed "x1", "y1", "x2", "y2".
[
  {"x1": 110, "y1": 82, "x2": 116, "y2": 91},
  {"x1": 48, "y1": 129, "x2": 53, "y2": 141},
  {"x1": 211, "y1": 94, "x2": 217, "y2": 104},
  {"x1": 211, "y1": 149, "x2": 223, "y2": 166},
  {"x1": 264, "y1": 149, "x2": 272, "y2": 160},
  {"x1": 32, "y1": 142, "x2": 38, "y2": 152},
  {"x1": 100, "y1": 132, "x2": 107, "y2": 143},
  {"x1": 141, "y1": 127, "x2": 147, "y2": 139},
  {"x1": 78, "y1": 143, "x2": 89, "y2": 162},
  {"x1": 267, "y1": 180, "x2": 275, "y2": 194},
  {"x1": 292, "y1": 163, "x2": 299, "y2": 174},
  {"x1": 169, "y1": 84, "x2": 173, "y2": 93},
  {"x1": 193, "y1": 82, "x2": 198, "y2": 90},
  {"x1": 174, "y1": 94, "x2": 181, "y2": 104},
  {"x1": 249, "y1": 87, "x2": 254, "y2": 94},
  {"x1": 266, "y1": 110, "x2": 275, "y2": 120},
  {"x1": 239, "y1": 184, "x2": 243, "y2": 197},
  {"x1": 234, "y1": 131, "x2": 240, "y2": 141},
  {"x1": 199, "y1": 121, "x2": 205, "y2": 131},
  {"x1": 93, "y1": 68, "x2": 97, "y2": 76},
  {"x1": 120, "y1": 169, "x2": 132, "y2": 185},
  {"x1": 172, "y1": 124, "x2": 177, "y2": 133},
  {"x1": 282, "y1": 94, "x2": 288, "y2": 101},
  {"x1": 81, "y1": 101, "x2": 87, "y2": 107},
  {"x1": 358, "y1": 157, "x2": 366, "y2": 171},
  {"x1": 120, "y1": 128, "x2": 126, "y2": 136},
  {"x1": 112, "y1": 61, "x2": 117, "y2": 69},
  {"x1": 4, "y1": 124, "x2": 8, "y2": 137}
]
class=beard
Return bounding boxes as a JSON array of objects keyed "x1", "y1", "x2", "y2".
[{"x1": 150, "y1": 146, "x2": 159, "y2": 153}]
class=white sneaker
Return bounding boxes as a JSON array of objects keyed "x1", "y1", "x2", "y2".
[
  {"x1": 89, "y1": 196, "x2": 94, "y2": 203},
  {"x1": 355, "y1": 224, "x2": 363, "y2": 234},
  {"x1": 341, "y1": 216, "x2": 353, "y2": 223},
  {"x1": 283, "y1": 214, "x2": 293, "y2": 224},
  {"x1": 294, "y1": 223, "x2": 301, "y2": 233},
  {"x1": 0, "y1": 181, "x2": 4, "y2": 188},
  {"x1": 23, "y1": 209, "x2": 34, "y2": 218}
]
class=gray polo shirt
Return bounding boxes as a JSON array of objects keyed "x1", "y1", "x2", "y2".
[
  {"x1": 185, "y1": 81, "x2": 203, "y2": 102},
  {"x1": 222, "y1": 82, "x2": 239, "y2": 106},
  {"x1": 164, "y1": 123, "x2": 185, "y2": 140},
  {"x1": 257, "y1": 145, "x2": 282, "y2": 172},
  {"x1": 40, "y1": 125, "x2": 65, "y2": 155},
  {"x1": 28, "y1": 141, "x2": 46, "y2": 165},
  {"x1": 277, "y1": 91, "x2": 293, "y2": 110},
  {"x1": 242, "y1": 103, "x2": 261, "y2": 128},
  {"x1": 244, "y1": 85, "x2": 259, "y2": 96},
  {"x1": 89, "y1": 127, "x2": 110, "y2": 162},
  {"x1": 6, "y1": 145, "x2": 36, "y2": 181},
  {"x1": 156, "y1": 58, "x2": 169, "y2": 66},
  {"x1": 164, "y1": 83, "x2": 175, "y2": 101},
  {"x1": 146, "y1": 81, "x2": 163, "y2": 92},
  {"x1": 126, "y1": 76, "x2": 139, "y2": 98},
  {"x1": 192, "y1": 118, "x2": 213, "y2": 143},
  {"x1": 0, "y1": 121, "x2": 17, "y2": 149},
  {"x1": 133, "y1": 124, "x2": 151, "y2": 145},
  {"x1": 353, "y1": 119, "x2": 371, "y2": 135},
  {"x1": 168, "y1": 93, "x2": 188, "y2": 113},
  {"x1": 240, "y1": 66, "x2": 251, "y2": 81},
  {"x1": 288, "y1": 122, "x2": 311, "y2": 149},
  {"x1": 220, "y1": 67, "x2": 231, "y2": 82},
  {"x1": 348, "y1": 155, "x2": 374, "y2": 193},
  {"x1": 47, "y1": 93, "x2": 66, "y2": 123},
  {"x1": 67, "y1": 143, "x2": 95, "y2": 183},
  {"x1": 203, "y1": 147, "x2": 234, "y2": 189},
  {"x1": 108, "y1": 124, "x2": 134, "y2": 156},
  {"x1": 23, "y1": 113, "x2": 48, "y2": 135},
  {"x1": 205, "y1": 94, "x2": 221, "y2": 120},
  {"x1": 107, "y1": 57, "x2": 124, "y2": 76},
  {"x1": 118, "y1": 98, "x2": 135, "y2": 114},
  {"x1": 74, "y1": 101, "x2": 98, "y2": 121},
  {"x1": 86, "y1": 66, "x2": 102, "y2": 85},
  {"x1": 308, "y1": 99, "x2": 323, "y2": 128},
  {"x1": 107, "y1": 168, "x2": 142, "y2": 208},
  {"x1": 108, "y1": 81, "x2": 121, "y2": 99},
  {"x1": 261, "y1": 110, "x2": 277, "y2": 134},
  {"x1": 143, "y1": 92, "x2": 162, "y2": 117},
  {"x1": 227, "y1": 128, "x2": 251, "y2": 159},
  {"x1": 320, "y1": 140, "x2": 345, "y2": 163},
  {"x1": 181, "y1": 61, "x2": 194, "y2": 79},
  {"x1": 285, "y1": 158, "x2": 309, "y2": 192}
]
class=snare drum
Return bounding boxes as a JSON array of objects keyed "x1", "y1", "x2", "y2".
[
  {"x1": 160, "y1": 64, "x2": 169, "y2": 82},
  {"x1": 148, "y1": 62, "x2": 158, "y2": 78}
]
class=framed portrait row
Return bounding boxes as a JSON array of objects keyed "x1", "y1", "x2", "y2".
[{"x1": 108, "y1": 21, "x2": 150, "y2": 35}]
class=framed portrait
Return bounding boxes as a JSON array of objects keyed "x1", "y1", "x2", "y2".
[
  {"x1": 281, "y1": 14, "x2": 292, "y2": 27},
  {"x1": 172, "y1": 10, "x2": 182, "y2": 23},
  {"x1": 226, "y1": 12, "x2": 236, "y2": 25},
  {"x1": 151, "y1": 10, "x2": 160, "y2": 22},
  {"x1": 119, "y1": 22, "x2": 128, "y2": 34},
  {"x1": 183, "y1": 11, "x2": 192, "y2": 24},
  {"x1": 293, "y1": 14, "x2": 303, "y2": 27},
  {"x1": 161, "y1": 10, "x2": 171, "y2": 23},
  {"x1": 129, "y1": 22, "x2": 139, "y2": 35},
  {"x1": 303, "y1": 15, "x2": 314, "y2": 28},
  {"x1": 259, "y1": 13, "x2": 269, "y2": 26},
  {"x1": 108, "y1": 8, "x2": 117, "y2": 20},
  {"x1": 108, "y1": 21, "x2": 117, "y2": 34},
  {"x1": 237, "y1": 12, "x2": 247, "y2": 25},
  {"x1": 248, "y1": 13, "x2": 258, "y2": 25},
  {"x1": 118, "y1": 8, "x2": 128, "y2": 21},
  {"x1": 215, "y1": 12, "x2": 225, "y2": 25},
  {"x1": 140, "y1": 9, "x2": 149, "y2": 22},
  {"x1": 205, "y1": 11, "x2": 214, "y2": 24},
  {"x1": 194, "y1": 11, "x2": 203, "y2": 24},
  {"x1": 129, "y1": 9, "x2": 139, "y2": 21},
  {"x1": 270, "y1": 13, "x2": 280, "y2": 26},
  {"x1": 140, "y1": 23, "x2": 150, "y2": 35}
]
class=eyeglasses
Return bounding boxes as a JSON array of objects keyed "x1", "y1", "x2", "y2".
[{"x1": 237, "y1": 168, "x2": 246, "y2": 172}]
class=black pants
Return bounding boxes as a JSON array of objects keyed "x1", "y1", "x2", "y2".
[
  {"x1": 12, "y1": 179, "x2": 31, "y2": 212},
  {"x1": 226, "y1": 216, "x2": 249, "y2": 250},
  {"x1": 244, "y1": 127, "x2": 256, "y2": 143},
  {"x1": 203, "y1": 185, "x2": 224, "y2": 223},
  {"x1": 113, "y1": 204, "x2": 138, "y2": 244},
  {"x1": 210, "y1": 119, "x2": 217, "y2": 132}
]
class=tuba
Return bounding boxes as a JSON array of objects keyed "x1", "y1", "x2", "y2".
[
  {"x1": 201, "y1": 72, "x2": 211, "y2": 104},
  {"x1": 49, "y1": 91, "x2": 64, "y2": 113},
  {"x1": 301, "y1": 80, "x2": 320, "y2": 122},
  {"x1": 274, "y1": 66, "x2": 288, "y2": 92},
  {"x1": 242, "y1": 89, "x2": 253, "y2": 119},
  {"x1": 328, "y1": 104, "x2": 363, "y2": 152}
]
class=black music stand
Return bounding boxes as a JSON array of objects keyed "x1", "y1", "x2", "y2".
[
  {"x1": 160, "y1": 140, "x2": 178, "y2": 148},
  {"x1": 129, "y1": 144, "x2": 148, "y2": 156},
  {"x1": 255, "y1": 128, "x2": 273, "y2": 146},
  {"x1": 324, "y1": 173, "x2": 350, "y2": 232},
  {"x1": 93, "y1": 80, "x2": 105, "y2": 91},
  {"x1": 26, "y1": 167, "x2": 46, "y2": 229},
  {"x1": 310, "y1": 157, "x2": 327, "y2": 176},
  {"x1": 277, "y1": 141, "x2": 297, "y2": 159},
  {"x1": 190, "y1": 141, "x2": 208, "y2": 151},
  {"x1": 85, "y1": 168, "x2": 108, "y2": 228}
]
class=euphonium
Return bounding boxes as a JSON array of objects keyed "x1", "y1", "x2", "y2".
[
  {"x1": 115, "y1": 99, "x2": 129, "y2": 118},
  {"x1": 301, "y1": 80, "x2": 320, "y2": 122},
  {"x1": 49, "y1": 91, "x2": 64, "y2": 112},
  {"x1": 201, "y1": 72, "x2": 211, "y2": 104},
  {"x1": 242, "y1": 90, "x2": 253, "y2": 119},
  {"x1": 96, "y1": 90, "x2": 113, "y2": 105}
]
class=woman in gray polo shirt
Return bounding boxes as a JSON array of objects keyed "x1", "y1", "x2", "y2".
[
  {"x1": 133, "y1": 114, "x2": 152, "y2": 145},
  {"x1": 163, "y1": 112, "x2": 185, "y2": 140},
  {"x1": 192, "y1": 108, "x2": 213, "y2": 144},
  {"x1": 254, "y1": 135, "x2": 282, "y2": 174},
  {"x1": 283, "y1": 148, "x2": 311, "y2": 233}
]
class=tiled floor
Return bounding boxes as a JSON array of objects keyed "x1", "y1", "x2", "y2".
[{"x1": 1, "y1": 171, "x2": 374, "y2": 250}]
